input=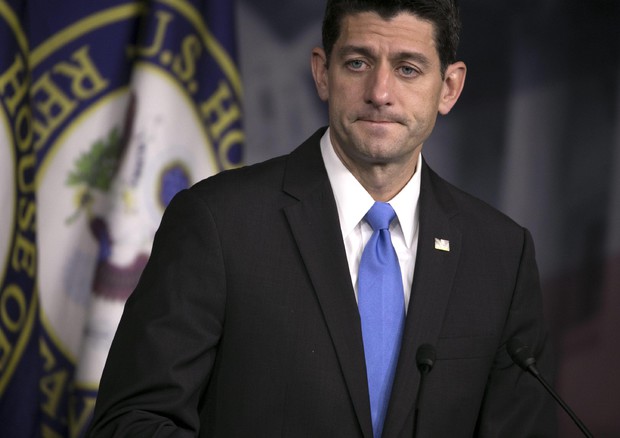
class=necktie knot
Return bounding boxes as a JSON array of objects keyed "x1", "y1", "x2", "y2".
[{"x1": 365, "y1": 202, "x2": 396, "y2": 232}]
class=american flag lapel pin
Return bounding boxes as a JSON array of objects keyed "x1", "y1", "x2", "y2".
[{"x1": 434, "y1": 238, "x2": 450, "y2": 252}]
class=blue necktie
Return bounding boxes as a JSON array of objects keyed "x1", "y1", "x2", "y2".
[{"x1": 358, "y1": 202, "x2": 406, "y2": 438}]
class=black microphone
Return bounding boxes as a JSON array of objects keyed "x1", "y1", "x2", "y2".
[
  {"x1": 507, "y1": 338, "x2": 594, "y2": 438},
  {"x1": 413, "y1": 344, "x2": 436, "y2": 438}
]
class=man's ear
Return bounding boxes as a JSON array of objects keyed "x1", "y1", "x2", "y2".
[
  {"x1": 438, "y1": 61, "x2": 466, "y2": 115},
  {"x1": 311, "y1": 47, "x2": 329, "y2": 102}
]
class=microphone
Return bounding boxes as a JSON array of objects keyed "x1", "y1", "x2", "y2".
[
  {"x1": 413, "y1": 344, "x2": 436, "y2": 438},
  {"x1": 507, "y1": 338, "x2": 594, "y2": 438}
]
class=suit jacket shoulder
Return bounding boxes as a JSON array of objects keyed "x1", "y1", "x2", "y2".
[
  {"x1": 421, "y1": 160, "x2": 524, "y2": 237},
  {"x1": 188, "y1": 127, "x2": 328, "y2": 207}
]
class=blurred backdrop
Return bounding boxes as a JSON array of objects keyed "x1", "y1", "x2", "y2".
[{"x1": 1, "y1": 0, "x2": 618, "y2": 436}]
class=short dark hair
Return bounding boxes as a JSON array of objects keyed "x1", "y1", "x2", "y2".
[{"x1": 321, "y1": 0, "x2": 461, "y2": 76}]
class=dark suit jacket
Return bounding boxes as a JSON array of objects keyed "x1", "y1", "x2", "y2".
[{"x1": 88, "y1": 128, "x2": 556, "y2": 437}]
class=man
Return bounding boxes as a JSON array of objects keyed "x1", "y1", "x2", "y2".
[{"x1": 88, "y1": 0, "x2": 557, "y2": 436}]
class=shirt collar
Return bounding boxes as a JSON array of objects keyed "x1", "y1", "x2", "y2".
[{"x1": 320, "y1": 127, "x2": 421, "y2": 248}]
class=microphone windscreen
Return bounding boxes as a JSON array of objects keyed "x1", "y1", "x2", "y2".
[
  {"x1": 507, "y1": 338, "x2": 536, "y2": 370},
  {"x1": 416, "y1": 344, "x2": 436, "y2": 372}
]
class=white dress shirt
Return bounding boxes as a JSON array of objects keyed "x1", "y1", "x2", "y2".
[{"x1": 320, "y1": 128, "x2": 421, "y2": 312}]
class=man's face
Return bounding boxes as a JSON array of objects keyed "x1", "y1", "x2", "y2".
[{"x1": 312, "y1": 12, "x2": 464, "y2": 176}]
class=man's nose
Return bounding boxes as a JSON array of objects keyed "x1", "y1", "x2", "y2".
[{"x1": 364, "y1": 64, "x2": 393, "y2": 107}]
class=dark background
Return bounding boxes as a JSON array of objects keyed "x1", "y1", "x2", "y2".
[{"x1": 236, "y1": 1, "x2": 620, "y2": 436}]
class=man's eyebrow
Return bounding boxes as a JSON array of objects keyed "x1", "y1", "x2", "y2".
[
  {"x1": 337, "y1": 45, "x2": 374, "y2": 59},
  {"x1": 337, "y1": 45, "x2": 432, "y2": 67},
  {"x1": 393, "y1": 51, "x2": 432, "y2": 68}
]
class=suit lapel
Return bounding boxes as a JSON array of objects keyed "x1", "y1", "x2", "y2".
[
  {"x1": 383, "y1": 160, "x2": 462, "y2": 437},
  {"x1": 282, "y1": 129, "x2": 374, "y2": 438}
]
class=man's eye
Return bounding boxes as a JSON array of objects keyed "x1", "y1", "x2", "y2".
[
  {"x1": 347, "y1": 60, "x2": 366, "y2": 70},
  {"x1": 399, "y1": 66, "x2": 418, "y2": 77}
]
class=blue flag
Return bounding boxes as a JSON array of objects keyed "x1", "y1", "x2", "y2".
[{"x1": 0, "y1": 0, "x2": 243, "y2": 436}]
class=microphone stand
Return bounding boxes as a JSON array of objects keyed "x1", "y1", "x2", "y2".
[
  {"x1": 413, "y1": 344, "x2": 435, "y2": 438},
  {"x1": 508, "y1": 338, "x2": 594, "y2": 438},
  {"x1": 524, "y1": 362, "x2": 593, "y2": 438}
]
